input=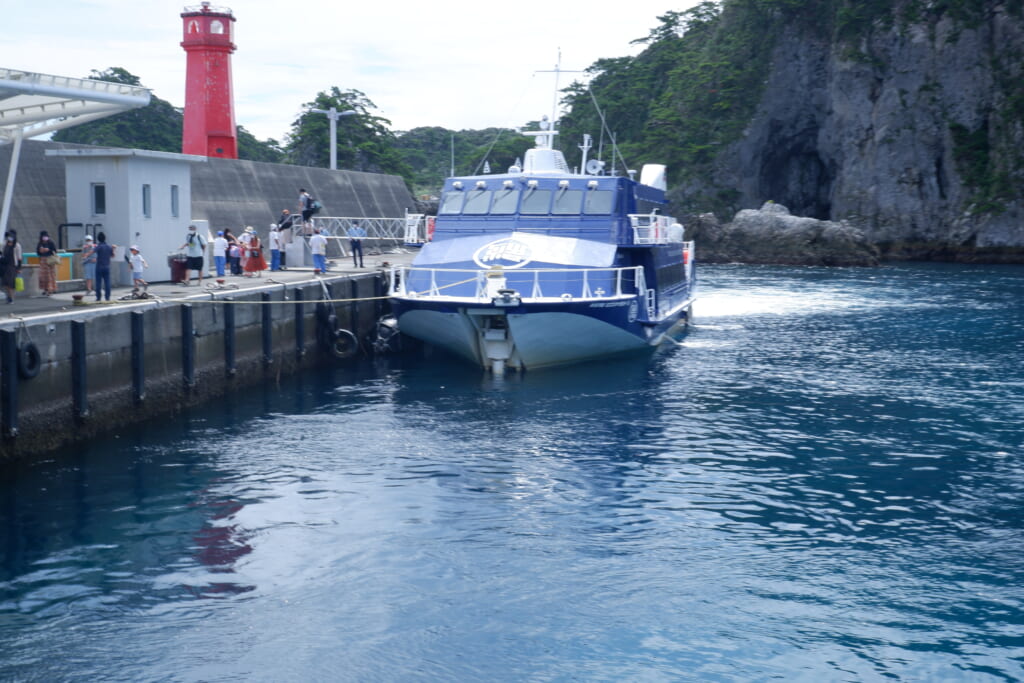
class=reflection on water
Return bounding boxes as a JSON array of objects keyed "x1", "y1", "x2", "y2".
[{"x1": 1, "y1": 262, "x2": 1023, "y2": 681}]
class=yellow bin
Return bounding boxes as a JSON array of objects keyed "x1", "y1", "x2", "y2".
[{"x1": 24, "y1": 252, "x2": 74, "y2": 280}]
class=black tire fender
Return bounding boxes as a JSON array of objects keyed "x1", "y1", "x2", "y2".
[
  {"x1": 330, "y1": 329, "x2": 358, "y2": 359},
  {"x1": 17, "y1": 341, "x2": 41, "y2": 379}
]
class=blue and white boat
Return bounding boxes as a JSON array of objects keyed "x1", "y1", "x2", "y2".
[{"x1": 387, "y1": 117, "x2": 696, "y2": 372}]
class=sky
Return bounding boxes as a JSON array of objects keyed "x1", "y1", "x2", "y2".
[{"x1": 1, "y1": 0, "x2": 696, "y2": 143}]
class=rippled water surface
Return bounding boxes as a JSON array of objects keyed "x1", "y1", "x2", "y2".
[{"x1": 2, "y1": 263, "x2": 1022, "y2": 681}]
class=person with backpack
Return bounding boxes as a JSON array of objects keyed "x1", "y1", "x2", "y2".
[
  {"x1": 179, "y1": 225, "x2": 207, "y2": 286},
  {"x1": 299, "y1": 188, "x2": 315, "y2": 227}
]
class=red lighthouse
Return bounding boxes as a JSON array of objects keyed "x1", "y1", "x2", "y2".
[{"x1": 180, "y1": 2, "x2": 238, "y2": 158}]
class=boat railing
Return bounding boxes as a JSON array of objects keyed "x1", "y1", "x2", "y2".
[
  {"x1": 389, "y1": 265, "x2": 650, "y2": 306},
  {"x1": 629, "y1": 213, "x2": 684, "y2": 245}
]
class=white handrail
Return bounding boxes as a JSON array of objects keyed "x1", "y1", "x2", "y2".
[{"x1": 390, "y1": 264, "x2": 648, "y2": 303}]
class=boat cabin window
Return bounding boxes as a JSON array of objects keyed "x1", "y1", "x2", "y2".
[
  {"x1": 520, "y1": 189, "x2": 552, "y2": 214},
  {"x1": 439, "y1": 191, "x2": 465, "y2": 214},
  {"x1": 584, "y1": 190, "x2": 614, "y2": 214},
  {"x1": 553, "y1": 189, "x2": 584, "y2": 214},
  {"x1": 463, "y1": 189, "x2": 491, "y2": 214},
  {"x1": 491, "y1": 189, "x2": 519, "y2": 214}
]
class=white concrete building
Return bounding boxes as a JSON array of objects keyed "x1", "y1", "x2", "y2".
[{"x1": 46, "y1": 148, "x2": 206, "y2": 283}]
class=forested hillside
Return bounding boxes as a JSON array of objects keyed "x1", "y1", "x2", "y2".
[{"x1": 558, "y1": 0, "x2": 1024, "y2": 259}]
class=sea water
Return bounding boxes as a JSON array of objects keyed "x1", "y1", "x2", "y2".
[{"x1": 1, "y1": 262, "x2": 1022, "y2": 681}]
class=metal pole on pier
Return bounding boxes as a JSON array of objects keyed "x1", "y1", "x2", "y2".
[{"x1": 309, "y1": 107, "x2": 357, "y2": 171}]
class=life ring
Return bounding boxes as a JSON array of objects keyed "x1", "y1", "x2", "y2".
[
  {"x1": 17, "y1": 341, "x2": 41, "y2": 379},
  {"x1": 330, "y1": 328, "x2": 358, "y2": 359}
]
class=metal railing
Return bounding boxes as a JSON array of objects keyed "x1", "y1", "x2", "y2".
[
  {"x1": 389, "y1": 264, "x2": 650, "y2": 305},
  {"x1": 309, "y1": 211, "x2": 426, "y2": 251},
  {"x1": 629, "y1": 213, "x2": 685, "y2": 245}
]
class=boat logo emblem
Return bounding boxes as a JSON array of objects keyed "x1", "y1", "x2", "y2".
[{"x1": 473, "y1": 238, "x2": 533, "y2": 269}]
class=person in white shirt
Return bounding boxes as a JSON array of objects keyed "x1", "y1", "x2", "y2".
[
  {"x1": 268, "y1": 224, "x2": 282, "y2": 271},
  {"x1": 238, "y1": 227, "x2": 254, "y2": 271},
  {"x1": 213, "y1": 231, "x2": 229, "y2": 277},
  {"x1": 129, "y1": 245, "x2": 148, "y2": 289},
  {"x1": 178, "y1": 225, "x2": 206, "y2": 285},
  {"x1": 309, "y1": 228, "x2": 328, "y2": 273}
]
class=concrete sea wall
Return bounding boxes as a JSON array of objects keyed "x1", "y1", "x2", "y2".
[{"x1": 0, "y1": 272, "x2": 387, "y2": 461}]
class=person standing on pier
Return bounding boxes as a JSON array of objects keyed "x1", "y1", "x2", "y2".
[
  {"x1": 310, "y1": 227, "x2": 328, "y2": 274},
  {"x1": 179, "y1": 225, "x2": 206, "y2": 286},
  {"x1": 244, "y1": 230, "x2": 268, "y2": 277},
  {"x1": 277, "y1": 209, "x2": 294, "y2": 269},
  {"x1": 93, "y1": 232, "x2": 114, "y2": 302},
  {"x1": 213, "y1": 231, "x2": 228, "y2": 277},
  {"x1": 36, "y1": 230, "x2": 59, "y2": 296},
  {"x1": 268, "y1": 223, "x2": 282, "y2": 271},
  {"x1": 1, "y1": 231, "x2": 22, "y2": 304},
  {"x1": 81, "y1": 235, "x2": 96, "y2": 295},
  {"x1": 347, "y1": 222, "x2": 366, "y2": 268},
  {"x1": 224, "y1": 228, "x2": 242, "y2": 275}
]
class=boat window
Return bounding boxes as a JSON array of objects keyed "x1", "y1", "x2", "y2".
[
  {"x1": 439, "y1": 191, "x2": 465, "y2": 214},
  {"x1": 491, "y1": 189, "x2": 519, "y2": 214},
  {"x1": 520, "y1": 189, "x2": 552, "y2": 214},
  {"x1": 553, "y1": 189, "x2": 584, "y2": 214},
  {"x1": 463, "y1": 189, "x2": 492, "y2": 214},
  {"x1": 584, "y1": 190, "x2": 614, "y2": 214}
]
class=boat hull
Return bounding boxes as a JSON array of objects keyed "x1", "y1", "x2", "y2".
[{"x1": 392, "y1": 297, "x2": 692, "y2": 370}]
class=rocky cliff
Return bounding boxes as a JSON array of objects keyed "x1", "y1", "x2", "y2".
[{"x1": 700, "y1": 2, "x2": 1024, "y2": 262}]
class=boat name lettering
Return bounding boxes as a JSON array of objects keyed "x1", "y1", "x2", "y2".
[
  {"x1": 588, "y1": 302, "x2": 629, "y2": 308},
  {"x1": 473, "y1": 238, "x2": 533, "y2": 269}
]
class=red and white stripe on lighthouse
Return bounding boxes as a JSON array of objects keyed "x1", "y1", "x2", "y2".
[{"x1": 180, "y1": 3, "x2": 238, "y2": 159}]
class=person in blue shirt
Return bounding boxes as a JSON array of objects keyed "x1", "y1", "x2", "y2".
[
  {"x1": 347, "y1": 222, "x2": 366, "y2": 268},
  {"x1": 93, "y1": 232, "x2": 115, "y2": 302}
]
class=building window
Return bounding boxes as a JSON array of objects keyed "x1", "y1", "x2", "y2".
[
  {"x1": 171, "y1": 185, "x2": 180, "y2": 217},
  {"x1": 91, "y1": 183, "x2": 106, "y2": 215},
  {"x1": 142, "y1": 184, "x2": 152, "y2": 218}
]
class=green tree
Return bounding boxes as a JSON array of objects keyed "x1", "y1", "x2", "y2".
[
  {"x1": 394, "y1": 125, "x2": 536, "y2": 195},
  {"x1": 284, "y1": 87, "x2": 412, "y2": 182}
]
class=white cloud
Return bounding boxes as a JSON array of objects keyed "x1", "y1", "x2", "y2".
[{"x1": 1, "y1": 0, "x2": 696, "y2": 141}]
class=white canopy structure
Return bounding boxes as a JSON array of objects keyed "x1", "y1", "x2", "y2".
[{"x1": 0, "y1": 68, "x2": 151, "y2": 236}]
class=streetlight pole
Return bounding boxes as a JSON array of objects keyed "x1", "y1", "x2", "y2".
[{"x1": 309, "y1": 107, "x2": 357, "y2": 170}]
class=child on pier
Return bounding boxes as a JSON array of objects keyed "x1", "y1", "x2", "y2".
[{"x1": 129, "y1": 245, "x2": 148, "y2": 290}]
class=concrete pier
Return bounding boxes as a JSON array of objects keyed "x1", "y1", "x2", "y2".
[{"x1": 0, "y1": 253, "x2": 414, "y2": 461}]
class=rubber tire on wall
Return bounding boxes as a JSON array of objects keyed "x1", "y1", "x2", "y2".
[
  {"x1": 330, "y1": 329, "x2": 358, "y2": 359},
  {"x1": 17, "y1": 342, "x2": 41, "y2": 379}
]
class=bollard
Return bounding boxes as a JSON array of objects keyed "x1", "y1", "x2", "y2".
[
  {"x1": 223, "y1": 298, "x2": 236, "y2": 376},
  {"x1": 181, "y1": 304, "x2": 195, "y2": 389},
  {"x1": 131, "y1": 311, "x2": 145, "y2": 403},
  {"x1": 0, "y1": 329, "x2": 18, "y2": 438},
  {"x1": 294, "y1": 288, "x2": 305, "y2": 358},
  {"x1": 71, "y1": 320, "x2": 89, "y2": 420},
  {"x1": 262, "y1": 292, "x2": 272, "y2": 366}
]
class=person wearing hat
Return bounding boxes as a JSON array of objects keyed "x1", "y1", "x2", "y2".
[
  {"x1": 129, "y1": 245, "x2": 148, "y2": 290},
  {"x1": 36, "y1": 230, "x2": 59, "y2": 296},
  {"x1": 243, "y1": 228, "x2": 268, "y2": 277},
  {"x1": 268, "y1": 223, "x2": 282, "y2": 271},
  {"x1": 179, "y1": 225, "x2": 206, "y2": 285},
  {"x1": 213, "y1": 230, "x2": 228, "y2": 277},
  {"x1": 238, "y1": 226, "x2": 255, "y2": 274},
  {"x1": 81, "y1": 235, "x2": 97, "y2": 295}
]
